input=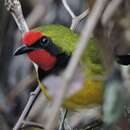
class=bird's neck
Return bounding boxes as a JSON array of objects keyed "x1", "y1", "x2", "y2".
[{"x1": 27, "y1": 49, "x2": 57, "y2": 71}]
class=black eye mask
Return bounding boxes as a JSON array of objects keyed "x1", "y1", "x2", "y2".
[
  {"x1": 31, "y1": 36, "x2": 62, "y2": 56},
  {"x1": 14, "y1": 36, "x2": 68, "y2": 57}
]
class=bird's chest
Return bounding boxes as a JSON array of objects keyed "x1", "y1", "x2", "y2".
[{"x1": 27, "y1": 50, "x2": 57, "y2": 71}]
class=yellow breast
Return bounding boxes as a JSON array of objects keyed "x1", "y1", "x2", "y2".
[{"x1": 63, "y1": 79, "x2": 103, "y2": 110}]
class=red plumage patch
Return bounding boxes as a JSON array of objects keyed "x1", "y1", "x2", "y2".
[
  {"x1": 22, "y1": 31, "x2": 43, "y2": 46},
  {"x1": 27, "y1": 50, "x2": 57, "y2": 71}
]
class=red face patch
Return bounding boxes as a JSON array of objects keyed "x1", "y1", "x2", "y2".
[
  {"x1": 27, "y1": 50, "x2": 57, "y2": 71},
  {"x1": 22, "y1": 32, "x2": 43, "y2": 46}
]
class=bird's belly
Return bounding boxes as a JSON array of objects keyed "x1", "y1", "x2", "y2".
[{"x1": 62, "y1": 79, "x2": 103, "y2": 110}]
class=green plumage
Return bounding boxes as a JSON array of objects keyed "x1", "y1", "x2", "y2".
[
  {"x1": 34, "y1": 25, "x2": 78, "y2": 54},
  {"x1": 81, "y1": 40, "x2": 105, "y2": 76},
  {"x1": 33, "y1": 24, "x2": 104, "y2": 75},
  {"x1": 32, "y1": 24, "x2": 106, "y2": 109}
]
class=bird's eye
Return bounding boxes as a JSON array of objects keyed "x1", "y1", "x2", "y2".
[
  {"x1": 42, "y1": 37, "x2": 48, "y2": 43},
  {"x1": 40, "y1": 37, "x2": 49, "y2": 47}
]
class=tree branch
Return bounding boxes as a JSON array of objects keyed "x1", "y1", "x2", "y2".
[
  {"x1": 62, "y1": 0, "x2": 76, "y2": 19},
  {"x1": 70, "y1": 9, "x2": 89, "y2": 31},
  {"x1": 62, "y1": 0, "x2": 89, "y2": 31},
  {"x1": 13, "y1": 87, "x2": 41, "y2": 130},
  {"x1": 4, "y1": 0, "x2": 29, "y2": 33},
  {"x1": 21, "y1": 120, "x2": 44, "y2": 130}
]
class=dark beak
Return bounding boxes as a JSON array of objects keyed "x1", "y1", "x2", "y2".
[{"x1": 13, "y1": 45, "x2": 36, "y2": 56}]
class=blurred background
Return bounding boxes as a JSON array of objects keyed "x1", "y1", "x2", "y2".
[{"x1": 0, "y1": 0, "x2": 130, "y2": 129}]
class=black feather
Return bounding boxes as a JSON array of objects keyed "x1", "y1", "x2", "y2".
[{"x1": 38, "y1": 53, "x2": 71, "y2": 80}]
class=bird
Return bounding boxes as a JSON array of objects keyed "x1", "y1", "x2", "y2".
[
  {"x1": 14, "y1": 24, "x2": 105, "y2": 129},
  {"x1": 14, "y1": 24, "x2": 105, "y2": 109}
]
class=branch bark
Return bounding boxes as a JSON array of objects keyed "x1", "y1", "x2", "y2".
[
  {"x1": 4, "y1": 0, "x2": 29, "y2": 33},
  {"x1": 13, "y1": 87, "x2": 41, "y2": 130},
  {"x1": 62, "y1": 0, "x2": 89, "y2": 30}
]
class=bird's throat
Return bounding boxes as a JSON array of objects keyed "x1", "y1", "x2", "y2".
[{"x1": 27, "y1": 49, "x2": 57, "y2": 71}]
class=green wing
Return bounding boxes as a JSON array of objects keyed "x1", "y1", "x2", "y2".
[
  {"x1": 34, "y1": 24, "x2": 104, "y2": 75},
  {"x1": 81, "y1": 40, "x2": 105, "y2": 76}
]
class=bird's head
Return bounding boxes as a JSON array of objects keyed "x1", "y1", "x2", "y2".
[{"x1": 14, "y1": 31, "x2": 61, "y2": 71}]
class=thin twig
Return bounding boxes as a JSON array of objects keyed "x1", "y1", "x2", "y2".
[
  {"x1": 62, "y1": 0, "x2": 89, "y2": 31},
  {"x1": 27, "y1": 93, "x2": 48, "y2": 120},
  {"x1": 45, "y1": 0, "x2": 108, "y2": 130},
  {"x1": 21, "y1": 120, "x2": 44, "y2": 130},
  {"x1": 60, "y1": 109, "x2": 72, "y2": 130},
  {"x1": 77, "y1": 9, "x2": 90, "y2": 21},
  {"x1": 58, "y1": 109, "x2": 68, "y2": 130},
  {"x1": 4, "y1": 0, "x2": 29, "y2": 33},
  {"x1": 13, "y1": 87, "x2": 41, "y2": 130},
  {"x1": 62, "y1": 0, "x2": 76, "y2": 18},
  {"x1": 70, "y1": 9, "x2": 89, "y2": 30}
]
